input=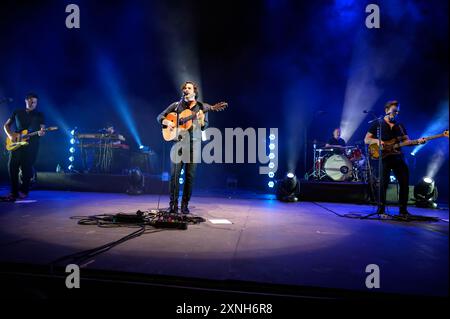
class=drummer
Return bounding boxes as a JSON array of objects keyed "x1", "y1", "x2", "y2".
[{"x1": 325, "y1": 128, "x2": 346, "y2": 154}]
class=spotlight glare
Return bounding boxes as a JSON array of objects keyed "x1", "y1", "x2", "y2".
[
  {"x1": 70, "y1": 129, "x2": 75, "y2": 136},
  {"x1": 423, "y1": 177, "x2": 433, "y2": 184},
  {"x1": 179, "y1": 177, "x2": 184, "y2": 185},
  {"x1": 287, "y1": 172, "x2": 295, "y2": 178},
  {"x1": 69, "y1": 147, "x2": 75, "y2": 153},
  {"x1": 139, "y1": 145, "x2": 144, "y2": 149},
  {"x1": 268, "y1": 172, "x2": 275, "y2": 178},
  {"x1": 68, "y1": 164, "x2": 74, "y2": 170},
  {"x1": 70, "y1": 138, "x2": 75, "y2": 145},
  {"x1": 68, "y1": 156, "x2": 74, "y2": 162},
  {"x1": 268, "y1": 181, "x2": 275, "y2": 188}
]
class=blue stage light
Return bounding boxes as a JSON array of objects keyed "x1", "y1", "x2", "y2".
[
  {"x1": 268, "y1": 181, "x2": 274, "y2": 188},
  {"x1": 269, "y1": 152, "x2": 275, "y2": 159},
  {"x1": 179, "y1": 177, "x2": 184, "y2": 185},
  {"x1": 269, "y1": 134, "x2": 276, "y2": 140},
  {"x1": 269, "y1": 143, "x2": 275, "y2": 150},
  {"x1": 70, "y1": 138, "x2": 75, "y2": 145},
  {"x1": 69, "y1": 156, "x2": 74, "y2": 162},
  {"x1": 268, "y1": 172, "x2": 275, "y2": 178},
  {"x1": 69, "y1": 147, "x2": 75, "y2": 153},
  {"x1": 70, "y1": 129, "x2": 75, "y2": 136},
  {"x1": 269, "y1": 162, "x2": 275, "y2": 169},
  {"x1": 68, "y1": 164, "x2": 74, "y2": 170}
]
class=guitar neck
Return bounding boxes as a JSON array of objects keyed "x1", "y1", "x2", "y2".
[{"x1": 399, "y1": 133, "x2": 446, "y2": 147}]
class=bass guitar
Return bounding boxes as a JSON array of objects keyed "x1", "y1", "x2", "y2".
[{"x1": 368, "y1": 130, "x2": 448, "y2": 159}]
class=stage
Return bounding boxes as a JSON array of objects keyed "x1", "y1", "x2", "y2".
[{"x1": 0, "y1": 189, "x2": 447, "y2": 299}]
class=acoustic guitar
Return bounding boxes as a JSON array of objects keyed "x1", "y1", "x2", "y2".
[
  {"x1": 6, "y1": 126, "x2": 59, "y2": 151},
  {"x1": 162, "y1": 102, "x2": 228, "y2": 141},
  {"x1": 368, "y1": 130, "x2": 449, "y2": 159}
]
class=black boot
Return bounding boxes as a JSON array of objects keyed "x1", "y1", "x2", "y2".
[
  {"x1": 399, "y1": 207, "x2": 412, "y2": 220},
  {"x1": 376, "y1": 205, "x2": 385, "y2": 215},
  {"x1": 169, "y1": 202, "x2": 179, "y2": 214},
  {"x1": 180, "y1": 202, "x2": 190, "y2": 214}
]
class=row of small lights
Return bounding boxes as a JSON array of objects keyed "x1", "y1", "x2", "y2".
[
  {"x1": 68, "y1": 128, "x2": 76, "y2": 171},
  {"x1": 268, "y1": 133, "x2": 276, "y2": 188}
]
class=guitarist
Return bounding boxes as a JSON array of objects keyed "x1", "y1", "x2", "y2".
[
  {"x1": 3, "y1": 92, "x2": 45, "y2": 200},
  {"x1": 364, "y1": 100, "x2": 426, "y2": 217},
  {"x1": 157, "y1": 81, "x2": 208, "y2": 214}
]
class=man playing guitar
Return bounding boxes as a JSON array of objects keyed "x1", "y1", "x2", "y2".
[
  {"x1": 3, "y1": 92, "x2": 46, "y2": 200},
  {"x1": 157, "y1": 81, "x2": 208, "y2": 214},
  {"x1": 364, "y1": 100, "x2": 426, "y2": 217}
]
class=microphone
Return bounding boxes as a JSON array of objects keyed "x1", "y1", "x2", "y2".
[{"x1": 0, "y1": 97, "x2": 13, "y2": 104}]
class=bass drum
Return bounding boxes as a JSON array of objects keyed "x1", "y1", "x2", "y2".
[{"x1": 323, "y1": 154, "x2": 353, "y2": 181}]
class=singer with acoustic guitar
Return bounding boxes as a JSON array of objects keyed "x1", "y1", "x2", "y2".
[
  {"x1": 2, "y1": 92, "x2": 46, "y2": 201},
  {"x1": 364, "y1": 100, "x2": 428, "y2": 218},
  {"x1": 157, "y1": 81, "x2": 227, "y2": 214}
]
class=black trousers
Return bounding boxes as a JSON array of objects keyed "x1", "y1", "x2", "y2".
[
  {"x1": 169, "y1": 141, "x2": 197, "y2": 206},
  {"x1": 376, "y1": 154, "x2": 410, "y2": 209},
  {"x1": 8, "y1": 141, "x2": 39, "y2": 196}
]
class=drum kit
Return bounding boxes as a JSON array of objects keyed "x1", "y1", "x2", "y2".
[{"x1": 308, "y1": 142, "x2": 369, "y2": 182}]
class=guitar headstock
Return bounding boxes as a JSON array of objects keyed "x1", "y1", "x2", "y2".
[
  {"x1": 444, "y1": 129, "x2": 449, "y2": 138},
  {"x1": 210, "y1": 102, "x2": 228, "y2": 112}
]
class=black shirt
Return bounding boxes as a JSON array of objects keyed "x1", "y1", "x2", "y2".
[
  {"x1": 368, "y1": 120, "x2": 407, "y2": 142},
  {"x1": 9, "y1": 109, "x2": 45, "y2": 143},
  {"x1": 326, "y1": 137, "x2": 346, "y2": 147}
]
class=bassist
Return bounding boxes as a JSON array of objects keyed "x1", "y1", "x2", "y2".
[{"x1": 364, "y1": 100, "x2": 426, "y2": 217}]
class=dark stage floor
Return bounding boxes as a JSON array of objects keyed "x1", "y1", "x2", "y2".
[{"x1": 0, "y1": 189, "x2": 448, "y2": 298}]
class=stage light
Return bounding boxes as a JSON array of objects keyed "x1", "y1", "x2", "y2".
[
  {"x1": 268, "y1": 162, "x2": 275, "y2": 169},
  {"x1": 268, "y1": 172, "x2": 275, "y2": 178},
  {"x1": 69, "y1": 147, "x2": 75, "y2": 153},
  {"x1": 139, "y1": 145, "x2": 144, "y2": 149},
  {"x1": 126, "y1": 168, "x2": 144, "y2": 195},
  {"x1": 181, "y1": 169, "x2": 184, "y2": 175},
  {"x1": 411, "y1": 101, "x2": 448, "y2": 155},
  {"x1": 414, "y1": 177, "x2": 438, "y2": 208},
  {"x1": 269, "y1": 134, "x2": 275, "y2": 140},
  {"x1": 268, "y1": 181, "x2": 274, "y2": 188},
  {"x1": 97, "y1": 55, "x2": 143, "y2": 147},
  {"x1": 276, "y1": 172, "x2": 299, "y2": 202},
  {"x1": 70, "y1": 138, "x2": 75, "y2": 145},
  {"x1": 269, "y1": 143, "x2": 275, "y2": 150},
  {"x1": 70, "y1": 129, "x2": 75, "y2": 136},
  {"x1": 68, "y1": 164, "x2": 74, "y2": 171},
  {"x1": 269, "y1": 152, "x2": 275, "y2": 159},
  {"x1": 179, "y1": 177, "x2": 184, "y2": 185},
  {"x1": 68, "y1": 156, "x2": 74, "y2": 162}
]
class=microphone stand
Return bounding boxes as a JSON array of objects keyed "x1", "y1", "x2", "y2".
[{"x1": 366, "y1": 113, "x2": 389, "y2": 218}]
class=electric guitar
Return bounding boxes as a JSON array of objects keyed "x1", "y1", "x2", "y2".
[
  {"x1": 368, "y1": 130, "x2": 449, "y2": 159},
  {"x1": 5, "y1": 126, "x2": 59, "y2": 151},
  {"x1": 162, "y1": 102, "x2": 228, "y2": 141}
]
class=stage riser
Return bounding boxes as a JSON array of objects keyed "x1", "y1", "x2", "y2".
[
  {"x1": 299, "y1": 180, "x2": 415, "y2": 204},
  {"x1": 34, "y1": 172, "x2": 168, "y2": 194}
]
